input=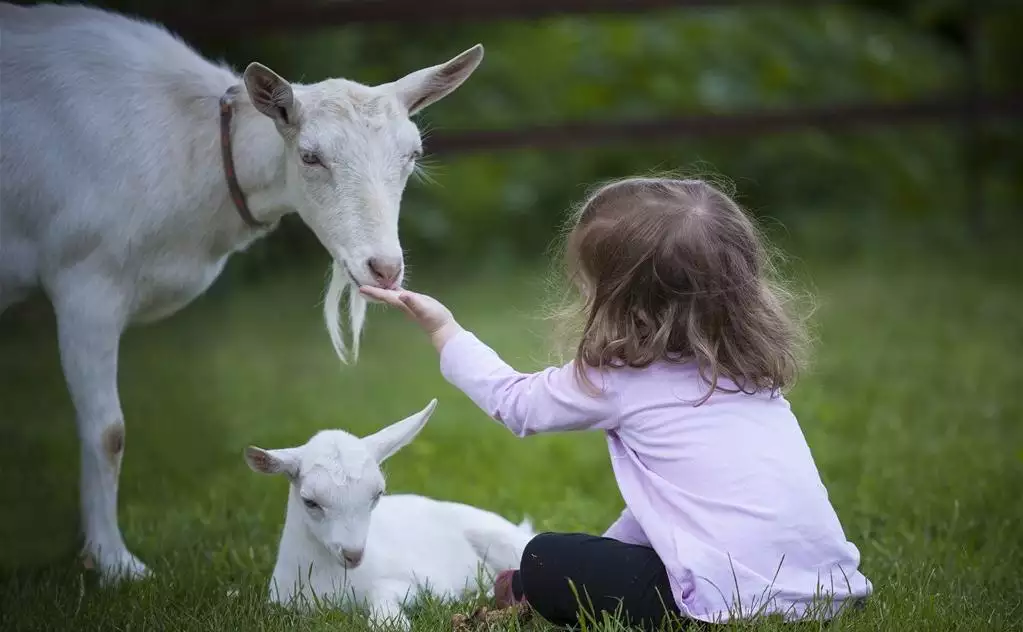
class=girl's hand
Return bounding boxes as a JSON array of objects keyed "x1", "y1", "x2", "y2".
[{"x1": 359, "y1": 286, "x2": 464, "y2": 352}]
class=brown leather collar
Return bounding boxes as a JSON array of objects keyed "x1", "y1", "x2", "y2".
[{"x1": 219, "y1": 88, "x2": 269, "y2": 229}]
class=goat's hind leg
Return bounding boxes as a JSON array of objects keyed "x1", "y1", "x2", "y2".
[{"x1": 53, "y1": 280, "x2": 148, "y2": 582}]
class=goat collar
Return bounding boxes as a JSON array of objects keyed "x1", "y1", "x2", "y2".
[{"x1": 219, "y1": 87, "x2": 270, "y2": 230}]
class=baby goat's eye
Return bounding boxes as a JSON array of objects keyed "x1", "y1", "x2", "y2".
[
  {"x1": 300, "y1": 151, "x2": 322, "y2": 166},
  {"x1": 302, "y1": 497, "x2": 321, "y2": 511},
  {"x1": 372, "y1": 491, "x2": 383, "y2": 506}
]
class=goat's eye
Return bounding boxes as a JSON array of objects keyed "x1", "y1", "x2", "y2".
[
  {"x1": 372, "y1": 491, "x2": 383, "y2": 506},
  {"x1": 300, "y1": 151, "x2": 322, "y2": 166},
  {"x1": 302, "y1": 498, "x2": 321, "y2": 511}
]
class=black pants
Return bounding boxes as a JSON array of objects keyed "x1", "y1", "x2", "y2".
[{"x1": 513, "y1": 532, "x2": 683, "y2": 631}]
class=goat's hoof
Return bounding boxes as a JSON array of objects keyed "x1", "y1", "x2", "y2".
[{"x1": 83, "y1": 549, "x2": 151, "y2": 584}]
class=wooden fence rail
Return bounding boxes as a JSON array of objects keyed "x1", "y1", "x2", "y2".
[{"x1": 423, "y1": 94, "x2": 1023, "y2": 155}]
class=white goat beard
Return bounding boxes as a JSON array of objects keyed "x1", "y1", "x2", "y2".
[{"x1": 323, "y1": 261, "x2": 367, "y2": 364}]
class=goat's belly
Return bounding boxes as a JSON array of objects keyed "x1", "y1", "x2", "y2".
[
  {"x1": 397, "y1": 543, "x2": 487, "y2": 597},
  {"x1": 130, "y1": 255, "x2": 228, "y2": 324}
]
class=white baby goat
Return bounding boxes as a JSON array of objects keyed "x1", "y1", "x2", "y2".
[
  {"x1": 245, "y1": 400, "x2": 535, "y2": 630},
  {"x1": 0, "y1": 2, "x2": 482, "y2": 581}
]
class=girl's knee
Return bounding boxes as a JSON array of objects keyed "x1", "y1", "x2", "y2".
[
  {"x1": 518, "y1": 533, "x2": 580, "y2": 625},
  {"x1": 520, "y1": 532, "x2": 563, "y2": 573},
  {"x1": 519, "y1": 533, "x2": 562, "y2": 592},
  {"x1": 523, "y1": 531, "x2": 558, "y2": 555}
]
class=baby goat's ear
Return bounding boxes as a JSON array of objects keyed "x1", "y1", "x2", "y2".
[
  {"x1": 244, "y1": 446, "x2": 300, "y2": 477},
  {"x1": 364, "y1": 399, "x2": 438, "y2": 464}
]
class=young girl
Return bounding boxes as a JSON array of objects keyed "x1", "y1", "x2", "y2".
[{"x1": 361, "y1": 177, "x2": 871, "y2": 629}]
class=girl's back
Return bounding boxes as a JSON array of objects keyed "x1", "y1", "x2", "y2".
[
  {"x1": 615, "y1": 362, "x2": 833, "y2": 531},
  {"x1": 608, "y1": 362, "x2": 866, "y2": 619}
]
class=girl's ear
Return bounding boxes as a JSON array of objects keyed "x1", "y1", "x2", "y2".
[
  {"x1": 244, "y1": 446, "x2": 301, "y2": 477},
  {"x1": 363, "y1": 399, "x2": 438, "y2": 463}
]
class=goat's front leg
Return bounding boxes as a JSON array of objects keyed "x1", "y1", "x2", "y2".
[
  {"x1": 369, "y1": 582, "x2": 413, "y2": 631},
  {"x1": 54, "y1": 284, "x2": 148, "y2": 582}
]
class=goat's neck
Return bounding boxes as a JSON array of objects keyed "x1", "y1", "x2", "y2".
[
  {"x1": 222, "y1": 101, "x2": 293, "y2": 228},
  {"x1": 189, "y1": 89, "x2": 293, "y2": 259}
]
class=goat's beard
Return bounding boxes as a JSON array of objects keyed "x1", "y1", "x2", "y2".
[{"x1": 323, "y1": 260, "x2": 367, "y2": 364}]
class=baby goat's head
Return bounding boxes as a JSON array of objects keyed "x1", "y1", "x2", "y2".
[{"x1": 244, "y1": 399, "x2": 437, "y2": 569}]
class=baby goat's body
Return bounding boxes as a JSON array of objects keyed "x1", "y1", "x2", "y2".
[
  {"x1": 246, "y1": 400, "x2": 535, "y2": 629},
  {"x1": 271, "y1": 493, "x2": 533, "y2": 626}
]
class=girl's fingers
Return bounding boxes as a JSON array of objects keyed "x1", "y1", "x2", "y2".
[
  {"x1": 360, "y1": 286, "x2": 436, "y2": 326},
  {"x1": 394, "y1": 301, "x2": 418, "y2": 321},
  {"x1": 398, "y1": 292, "x2": 421, "y2": 310},
  {"x1": 359, "y1": 286, "x2": 387, "y2": 301},
  {"x1": 360, "y1": 286, "x2": 403, "y2": 306},
  {"x1": 360, "y1": 286, "x2": 411, "y2": 312},
  {"x1": 397, "y1": 293, "x2": 429, "y2": 320}
]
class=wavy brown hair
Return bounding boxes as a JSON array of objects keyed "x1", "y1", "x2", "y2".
[{"x1": 557, "y1": 176, "x2": 807, "y2": 404}]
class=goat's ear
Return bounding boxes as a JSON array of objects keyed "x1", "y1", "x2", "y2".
[
  {"x1": 243, "y1": 62, "x2": 299, "y2": 127},
  {"x1": 364, "y1": 399, "x2": 438, "y2": 463},
  {"x1": 388, "y1": 45, "x2": 483, "y2": 116},
  {"x1": 245, "y1": 446, "x2": 300, "y2": 476}
]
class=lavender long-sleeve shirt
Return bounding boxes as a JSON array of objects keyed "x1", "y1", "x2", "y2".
[{"x1": 440, "y1": 330, "x2": 871, "y2": 623}]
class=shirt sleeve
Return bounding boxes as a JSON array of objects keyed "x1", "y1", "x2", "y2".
[
  {"x1": 603, "y1": 508, "x2": 651, "y2": 546},
  {"x1": 439, "y1": 330, "x2": 618, "y2": 436}
]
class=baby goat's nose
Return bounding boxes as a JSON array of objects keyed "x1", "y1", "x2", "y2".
[
  {"x1": 342, "y1": 548, "x2": 364, "y2": 567},
  {"x1": 368, "y1": 256, "x2": 403, "y2": 289}
]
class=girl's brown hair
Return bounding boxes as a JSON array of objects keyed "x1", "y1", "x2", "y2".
[{"x1": 557, "y1": 176, "x2": 806, "y2": 403}]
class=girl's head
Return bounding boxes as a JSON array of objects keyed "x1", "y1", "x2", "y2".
[{"x1": 562, "y1": 177, "x2": 805, "y2": 401}]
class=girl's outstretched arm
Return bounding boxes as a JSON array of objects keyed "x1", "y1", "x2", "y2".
[
  {"x1": 440, "y1": 328, "x2": 618, "y2": 436},
  {"x1": 361, "y1": 286, "x2": 619, "y2": 436}
]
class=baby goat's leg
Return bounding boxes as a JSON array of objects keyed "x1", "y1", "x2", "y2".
[
  {"x1": 369, "y1": 581, "x2": 413, "y2": 631},
  {"x1": 53, "y1": 276, "x2": 147, "y2": 582}
]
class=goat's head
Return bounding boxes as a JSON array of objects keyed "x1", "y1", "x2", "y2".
[
  {"x1": 244, "y1": 399, "x2": 437, "y2": 569},
  {"x1": 241, "y1": 46, "x2": 484, "y2": 362}
]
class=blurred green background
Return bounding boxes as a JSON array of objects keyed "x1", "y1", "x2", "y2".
[
  {"x1": 53, "y1": 0, "x2": 1023, "y2": 270},
  {"x1": 1, "y1": 1, "x2": 1021, "y2": 631}
]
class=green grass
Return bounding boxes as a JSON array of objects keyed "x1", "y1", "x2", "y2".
[{"x1": 1, "y1": 242, "x2": 1021, "y2": 631}]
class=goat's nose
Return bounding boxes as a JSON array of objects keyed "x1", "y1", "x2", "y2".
[
  {"x1": 367, "y1": 256, "x2": 403, "y2": 289},
  {"x1": 342, "y1": 548, "x2": 364, "y2": 567}
]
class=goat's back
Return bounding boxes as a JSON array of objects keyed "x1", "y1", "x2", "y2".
[
  {"x1": 0, "y1": 2, "x2": 238, "y2": 302},
  {"x1": 0, "y1": 2, "x2": 235, "y2": 212}
]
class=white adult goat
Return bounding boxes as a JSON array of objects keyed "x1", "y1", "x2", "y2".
[
  {"x1": 245, "y1": 400, "x2": 534, "y2": 630},
  {"x1": 0, "y1": 2, "x2": 483, "y2": 581}
]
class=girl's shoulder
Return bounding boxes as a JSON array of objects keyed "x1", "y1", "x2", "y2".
[
  {"x1": 600, "y1": 359, "x2": 705, "y2": 394},
  {"x1": 605, "y1": 359, "x2": 702, "y2": 382},
  {"x1": 604, "y1": 360, "x2": 790, "y2": 407}
]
